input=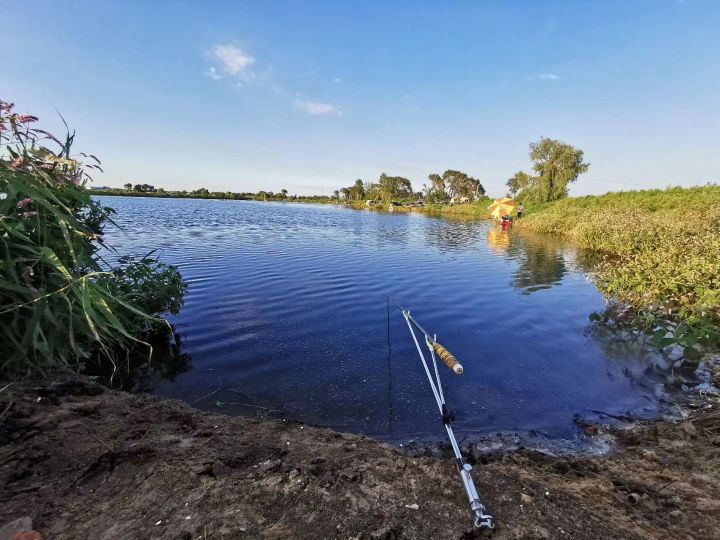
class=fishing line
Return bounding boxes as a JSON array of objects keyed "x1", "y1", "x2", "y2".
[{"x1": 385, "y1": 295, "x2": 394, "y2": 435}]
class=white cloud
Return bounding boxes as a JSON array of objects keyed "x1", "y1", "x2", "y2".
[
  {"x1": 531, "y1": 73, "x2": 560, "y2": 80},
  {"x1": 207, "y1": 45, "x2": 256, "y2": 81},
  {"x1": 207, "y1": 66, "x2": 222, "y2": 80},
  {"x1": 295, "y1": 100, "x2": 342, "y2": 116},
  {"x1": 333, "y1": 77, "x2": 342, "y2": 84}
]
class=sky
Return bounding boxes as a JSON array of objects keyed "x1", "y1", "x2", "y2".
[{"x1": 2, "y1": 0, "x2": 719, "y2": 197}]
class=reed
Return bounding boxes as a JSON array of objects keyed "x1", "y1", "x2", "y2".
[{"x1": 0, "y1": 99, "x2": 186, "y2": 377}]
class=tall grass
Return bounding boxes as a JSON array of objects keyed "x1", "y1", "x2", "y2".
[
  {"x1": 0, "y1": 99, "x2": 185, "y2": 377},
  {"x1": 518, "y1": 186, "x2": 720, "y2": 348}
]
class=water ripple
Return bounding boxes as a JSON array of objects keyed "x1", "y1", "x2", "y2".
[{"x1": 101, "y1": 197, "x2": 671, "y2": 442}]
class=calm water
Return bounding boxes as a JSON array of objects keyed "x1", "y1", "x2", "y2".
[{"x1": 101, "y1": 196, "x2": 671, "y2": 443}]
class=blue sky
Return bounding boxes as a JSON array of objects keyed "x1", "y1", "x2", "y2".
[{"x1": 3, "y1": 0, "x2": 718, "y2": 196}]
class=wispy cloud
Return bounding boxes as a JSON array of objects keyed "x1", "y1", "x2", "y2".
[
  {"x1": 206, "y1": 43, "x2": 344, "y2": 117},
  {"x1": 530, "y1": 73, "x2": 560, "y2": 81},
  {"x1": 207, "y1": 45, "x2": 256, "y2": 82},
  {"x1": 295, "y1": 100, "x2": 342, "y2": 116}
]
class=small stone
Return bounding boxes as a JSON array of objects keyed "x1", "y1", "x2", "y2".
[
  {"x1": 404, "y1": 503, "x2": 419, "y2": 510},
  {"x1": 680, "y1": 422, "x2": 697, "y2": 437},
  {"x1": 697, "y1": 498, "x2": 720, "y2": 511},
  {"x1": 668, "y1": 510, "x2": 683, "y2": 519},
  {"x1": 664, "y1": 345, "x2": 684, "y2": 362},
  {"x1": 641, "y1": 450, "x2": 659, "y2": 462},
  {"x1": 520, "y1": 493, "x2": 534, "y2": 504}
]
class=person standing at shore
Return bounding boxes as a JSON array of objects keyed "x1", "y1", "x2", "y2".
[{"x1": 517, "y1": 203, "x2": 525, "y2": 219}]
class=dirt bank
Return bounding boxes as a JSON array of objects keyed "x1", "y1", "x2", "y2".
[{"x1": 1, "y1": 377, "x2": 719, "y2": 539}]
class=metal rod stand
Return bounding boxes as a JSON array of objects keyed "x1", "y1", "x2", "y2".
[{"x1": 400, "y1": 308, "x2": 495, "y2": 530}]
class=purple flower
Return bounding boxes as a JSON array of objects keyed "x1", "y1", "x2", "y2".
[
  {"x1": 21, "y1": 211, "x2": 37, "y2": 219},
  {"x1": 16, "y1": 197, "x2": 33, "y2": 208},
  {"x1": 16, "y1": 114, "x2": 38, "y2": 123}
]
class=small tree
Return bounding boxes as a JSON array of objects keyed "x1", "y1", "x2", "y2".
[
  {"x1": 352, "y1": 179, "x2": 365, "y2": 200},
  {"x1": 123, "y1": 182, "x2": 132, "y2": 190},
  {"x1": 507, "y1": 138, "x2": 589, "y2": 202}
]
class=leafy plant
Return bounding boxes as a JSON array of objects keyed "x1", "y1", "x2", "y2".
[
  {"x1": 518, "y1": 185, "x2": 720, "y2": 349},
  {"x1": 0, "y1": 98, "x2": 186, "y2": 377}
]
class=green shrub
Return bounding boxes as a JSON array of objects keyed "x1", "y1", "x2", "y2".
[
  {"x1": 0, "y1": 98, "x2": 186, "y2": 377},
  {"x1": 518, "y1": 186, "x2": 720, "y2": 348}
]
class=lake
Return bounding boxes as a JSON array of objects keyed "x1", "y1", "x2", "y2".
[{"x1": 100, "y1": 196, "x2": 674, "y2": 445}]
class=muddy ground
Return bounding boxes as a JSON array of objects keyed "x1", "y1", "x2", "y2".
[{"x1": 1, "y1": 377, "x2": 719, "y2": 540}]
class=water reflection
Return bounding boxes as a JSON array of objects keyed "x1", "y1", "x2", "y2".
[
  {"x1": 486, "y1": 227, "x2": 569, "y2": 294},
  {"x1": 486, "y1": 228, "x2": 510, "y2": 254},
  {"x1": 424, "y1": 216, "x2": 485, "y2": 251},
  {"x1": 85, "y1": 328, "x2": 193, "y2": 392},
  {"x1": 587, "y1": 306, "x2": 716, "y2": 405}
]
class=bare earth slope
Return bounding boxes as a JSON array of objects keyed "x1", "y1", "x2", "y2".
[{"x1": 1, "y1": 378, "x2": 718, "y2": 539}]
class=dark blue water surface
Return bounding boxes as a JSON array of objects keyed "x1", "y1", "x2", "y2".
[{"x1": 100, "y1": 196, "x2": 669, "y2": 443}]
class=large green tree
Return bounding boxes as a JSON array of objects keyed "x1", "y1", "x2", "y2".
[
  {"x1": 425, "y1": 173, "x2": 448, "y2": 203},
  {"x1": 428, "y1": 170, "x2": 484, "y2": 200},
  {"x1": 507, "y1": 138, "x2": 589, "y2": 202},
  {"x1": 376, "y1": 173, "x2": 413, "y2": 201}
]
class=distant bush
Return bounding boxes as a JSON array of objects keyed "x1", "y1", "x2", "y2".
[
  {"x1": 0, "y1": 99, "x2": 186, "y2": 377},
  {"x1": 518, "y1": 186, "x2": 720, "y2": 348}
]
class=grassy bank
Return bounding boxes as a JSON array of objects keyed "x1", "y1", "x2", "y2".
[
  {"x1": 347, "y1": 197, "x2": 493, "y2": 218},
  {"x1": 517, "y1": 185, "x2": 720, "y2": 347}
]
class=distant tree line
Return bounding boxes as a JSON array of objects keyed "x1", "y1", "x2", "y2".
[
  {"x1": 99, "y1": 137, "x2": 588, "y2": 206},
  {"x1": 334, "y1": 138, "x2": 588, "y2": 205},
  {"x1": 96, "y1": 184, "x2": 334, "y2": 203},
  {"x1": 335, "y1": 170, "x2": 485, "y2": 203}
]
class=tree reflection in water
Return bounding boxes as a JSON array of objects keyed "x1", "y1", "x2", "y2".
[
  {"x1": 488, "y1": 226, "x2": 711, "y2": 405},
  {"x1": 486, "y1": 227, "x2": 569, "y2": 294}
]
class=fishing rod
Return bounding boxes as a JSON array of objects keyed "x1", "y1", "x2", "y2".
[{"x1": 390, "y1": 299, "x2": 495, "y2": 530}]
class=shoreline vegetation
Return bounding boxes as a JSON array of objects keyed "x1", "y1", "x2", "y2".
[{"x1": 0, "y1": 100, "x2": 186, "y2": 379}]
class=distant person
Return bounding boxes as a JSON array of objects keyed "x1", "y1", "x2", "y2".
[{"x1": 517, "y1": 203, "x2": 525, "y2": 219}]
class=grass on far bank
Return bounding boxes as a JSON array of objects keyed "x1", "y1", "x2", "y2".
[
  {"x1": 347, "y1": 197, "x2": 494, "y2": 218},
  {"x1": 518, "y1": 185, "x2": 720, "y2": 349}
]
